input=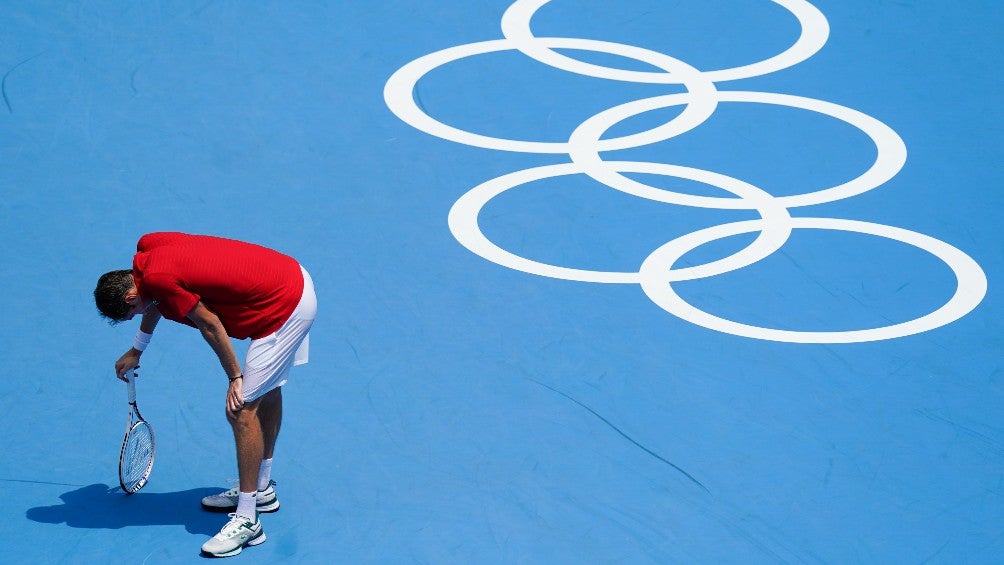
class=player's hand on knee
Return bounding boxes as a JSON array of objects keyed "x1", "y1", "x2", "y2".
[{"x1": 226, "y1": 377, "x2": 244, "y2": 416}]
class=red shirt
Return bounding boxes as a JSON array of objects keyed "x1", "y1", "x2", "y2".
[{"x1": 133, "y1": 232, "x2": 304, "y2": 339}]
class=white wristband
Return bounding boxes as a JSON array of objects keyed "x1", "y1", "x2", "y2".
[{"x1": 133, "y1": 330, "x2": 152, "y2": 352}]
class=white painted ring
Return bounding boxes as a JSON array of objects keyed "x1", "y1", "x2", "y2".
[
  {"x1": 448, "y1": 161, "x2": 791, "y2": 283},
  {"x1": 568, "y1": 90, "x2": 908, "y2": 209},
  {"x1": 639, "y1": 217, "x2": 988, "y2": 343},
  {"x1": 384, "y1": 38, "x2": 718, "y2": 154},
  {"x1": 500, "y1": 0, "x2": 830, "y2": 83}
]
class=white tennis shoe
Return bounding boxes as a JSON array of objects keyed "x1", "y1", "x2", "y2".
[
  {"x1": 201, "y1": 480, "x2": 280, "y2": 513},
  {"x1": 201, "y1": 513, "x2": 266, "y2": 558}
]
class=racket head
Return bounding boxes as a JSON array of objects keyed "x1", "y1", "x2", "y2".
[{"x1": 119, "y1": 420, "x2": 155, "y2": 494}]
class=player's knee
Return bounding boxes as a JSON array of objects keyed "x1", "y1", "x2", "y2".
[{"x1": 226, "y1": 400, "x2": 261, "y2": 425}]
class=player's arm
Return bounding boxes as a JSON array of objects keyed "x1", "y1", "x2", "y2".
[
  {"x1": 115, "y1": 307, "x2": 163, "y2": 381},
  {"x1": 186, "y1": 301, "x2": 245, "y2": 414},
  {"x1": 138, "y1": 307, "x2": 162, "y2": 334}
]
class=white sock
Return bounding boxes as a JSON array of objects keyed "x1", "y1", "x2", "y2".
[
  {"x1": 236, "y1": 491, "x2": 257, "y2": 521},
  {"x1": 257, "y1": 458, "x2": 273, "y2": 491}
]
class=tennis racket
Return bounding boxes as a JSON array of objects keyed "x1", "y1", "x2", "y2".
[{"x1": 119, "y1": 368, "x2": 155, "y2": 494}]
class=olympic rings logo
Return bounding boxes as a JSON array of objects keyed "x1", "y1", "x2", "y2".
[{"x1": 384, "y1": 0, "x2": 987, "y2": 343}]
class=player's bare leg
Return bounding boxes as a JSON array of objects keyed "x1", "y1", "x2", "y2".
[
  {"x1": 229, "y1": 397, "x2": 264, "y2": 496},
  {"x1": 257, "y1": 387, "x2": 282, "y2": 460},
  {"x1": 201, "y1": 398, "x2": 267, "y2": 557},
  {"x1": 201, "y1": 390, "x2": 281, "y2": 515}
]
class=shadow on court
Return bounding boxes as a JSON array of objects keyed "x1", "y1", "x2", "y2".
[{"x1": 26, "y1": 484, "x2": 222, "y2": 536}]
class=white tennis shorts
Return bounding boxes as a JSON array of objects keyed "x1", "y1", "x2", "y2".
[{"x1": 242, "y1": 265, "x2": 316, "y2": 402}]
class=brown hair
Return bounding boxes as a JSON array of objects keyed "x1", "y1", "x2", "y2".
[{"x1": 94, "y1": 270, "x2": 135, "y2": 323}]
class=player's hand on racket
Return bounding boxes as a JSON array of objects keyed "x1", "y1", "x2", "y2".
[
  {"x1": 115, "y1": 350, "x2": 142, "y2": 382},
  {"x1": 226, "y1": 375, "x2": 244, "y2": 416}
]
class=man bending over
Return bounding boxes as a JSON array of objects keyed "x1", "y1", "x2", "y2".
[{"x1": 94, "y1": 232, "x2": 317, "y2": 558}]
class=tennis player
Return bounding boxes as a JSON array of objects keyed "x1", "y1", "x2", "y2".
[{"x1": 94, "y1": 232, "x2": 317, "y2": 557}]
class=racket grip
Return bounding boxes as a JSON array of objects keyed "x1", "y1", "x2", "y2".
[{"x1": 125, "y1": 369, "x2": 137, "y2": 404}]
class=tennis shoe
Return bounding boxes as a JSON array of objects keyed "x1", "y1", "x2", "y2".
[
  {"x1": 201, "y1": 513, "x2": 266, "y2": 557},
  {"x1": 201, "y1": 480, "x2": 280, "y2": 513}
]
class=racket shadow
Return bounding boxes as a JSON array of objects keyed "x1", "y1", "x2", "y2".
[{"x1": 26, "y1": 484, "x2": 222, "y2": 536}]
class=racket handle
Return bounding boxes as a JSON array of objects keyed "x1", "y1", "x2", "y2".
[{"x1": 125, "y1": 368, "x2": 137, "y2": 404}]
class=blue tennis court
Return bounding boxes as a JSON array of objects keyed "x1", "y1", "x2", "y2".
[{"x1": 2, "y1": 1, "x2": 1001, "y2": 562}]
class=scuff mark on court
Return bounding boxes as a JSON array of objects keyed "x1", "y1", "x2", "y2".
[
  {"x1": 0, "y1": 478, "x2": 86, "y2": 487},
  {"x1": 2, "y1": 51, "x2": 46, "y2": 113},
  {"x1": 527, "y1": 378, "x2": 709, "y2": 493}
]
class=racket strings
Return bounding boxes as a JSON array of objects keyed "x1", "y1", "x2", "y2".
[{"x1": 122, "y1": 423, "x2": 154, "y2": 488}]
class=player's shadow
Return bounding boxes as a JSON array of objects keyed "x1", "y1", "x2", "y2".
[{"x1": 26, "y1": 484, "x2": 222, "y2": 536}]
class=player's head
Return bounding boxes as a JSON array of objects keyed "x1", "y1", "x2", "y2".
[{"x1": 94, "y1": 270, "x2": 139, "y2": 324}]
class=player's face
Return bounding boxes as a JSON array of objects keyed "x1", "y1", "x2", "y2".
[{"x1": 124, "y1": 294, "x2": 152, "y2": 320}]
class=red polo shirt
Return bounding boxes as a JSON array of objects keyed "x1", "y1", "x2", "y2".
[{"x1": 132, "y1": 232, "x2": 304, "y2": 339}]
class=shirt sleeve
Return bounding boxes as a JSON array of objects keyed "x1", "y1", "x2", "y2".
[{"x1": 141, "y1": 271, "x2": 201, "y2": 321}]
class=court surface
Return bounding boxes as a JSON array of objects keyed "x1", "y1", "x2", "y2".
[{"x1": 2, "y1": 1, "x2": 1002, "y2": 563}]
